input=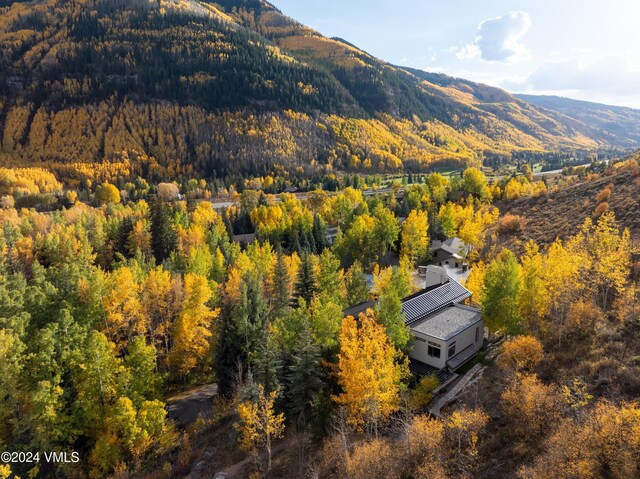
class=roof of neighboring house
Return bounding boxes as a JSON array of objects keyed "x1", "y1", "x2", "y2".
[
  {"x1": 401, "y1": 280, "x2": 472, "y2": 326},
  {"x1": 410, "y1": 304, "x2": 481, "y2": 341},
  {"x1": 232, "y1": 233, "x2": 257, "y2": 244},
  {"x1": 343, "y1": 300, "x2": 376, "y2": 318},
  {"x1": 431, "y1": 237, "x2": 469, "y2": 259}
]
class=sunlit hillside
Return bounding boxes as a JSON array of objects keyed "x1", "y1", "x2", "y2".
[{"x1": 1, "y1": 0, "x2": 637, "y2": 183}]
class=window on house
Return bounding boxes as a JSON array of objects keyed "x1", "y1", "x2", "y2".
[
  {"x1": 415, "y1": 336, "x2": 426, "y2": 343},
  {"x1": 475, "y1": 326, "x2": 480, "y2": 342},
  {"x1": 448, "y1": 342, "x2": 456, "y2": 358},
  {"x1": 427, "y1": 341, "x2": 441, "y2": 358}
]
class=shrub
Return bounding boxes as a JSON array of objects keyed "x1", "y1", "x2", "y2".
[
  {"x1": 594, "y1": 201, "x2": 609, "y2": 217},
  {"x1": 496, "y1": 214, "x2": 526, "y2": 236},
  {"x1": 157, "y1": 182, "x2": 180, "y2": 201},
  {"x1": 345, "y1": 438, "x2": 396, "y2": 479},
  {"x1": 498, "y1": 336, "x2": 544, "y2": 374},
  {"x1": 596, "y1": 187, "x2": 612, "y2": 203},
  {"x1": 411, "y1": 375, "x2": 439, "y2": 408},
  {"x1": 500, "y1": 373, "x2": 563, "y2": 443}
]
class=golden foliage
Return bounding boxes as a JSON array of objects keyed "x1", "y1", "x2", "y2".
[
  {"x1": 0, "y1": 167, "x2": 62, "y2": 196},
  {"x1": 498, "y1": 336, "x2": 544, "y2": 374},
  {"x1": 401, "y1": 209, "x2": 429, "y2": 265},
  {"x1": 518, "y1": 401, "x2": 640, "y2": 479},
  {"x1": 501, "y1": 374, "x2": 563, "y2": 442},
  {"x1": 334, "y1": 312, "x2": 408, "y2": 432},
  {"x1": 345, "y1": 438, "x2": 398, "y2": 479},
  {"x1": 235, "y1": 385, "x2": 285, "y2": 471},
  {"x1": 169, "y1": 273, "x2": 217, "y2": 376}
]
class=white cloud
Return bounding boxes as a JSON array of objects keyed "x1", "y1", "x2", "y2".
[
  {"x1": 501, "y1": 55, "x2": 640, "y2": 108},
  {"x1": 527, "y1": 56, "x2": 640, "y2": 94},
  {"x1": 456, "y1": 12, "x2": 532, "y2": 63}
]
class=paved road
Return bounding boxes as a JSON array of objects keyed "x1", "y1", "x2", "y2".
[
  {"x1": 166, "y1": 383, "x2": 218, "y2": 427},
  {"x1": 205, "y1": 186, "x2": 399, "y2": 209}
]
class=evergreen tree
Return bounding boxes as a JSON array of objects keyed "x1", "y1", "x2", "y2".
[
  {"x1": 253, "y1": 327, "x2": 282, "y2": 395},
  {"x1": 271, "y1": 250, "x2": 291, "y2": 319},
  {"x1": 312, "y1": 214, "x2": 327, "y2": 253},
  {"x1": 217, "y1": 273, "x2": 269, "y2": 397},
  {"x1": 285, "y1": 324, "x2": 324, "y2": 426},
  {"x1": 293, "y1": 254, "x2": 318, "y2": 306},
  {"x1": 150, "y1": 200, "x2": 177, "y2": 264}
]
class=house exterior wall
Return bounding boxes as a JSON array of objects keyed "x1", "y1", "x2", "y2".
[
  {"x1": 431, "y1": 250, "x2": 461, "y2": 268},
  {"x1": 444, "y1": 320, "x2": 483, "y2": 367},
  {"x1": 409, "y1": 332, "x2": 447, "y2": 369},
  {"x1": 409, "y1": 318, "x2": 483, "y2": 371}
]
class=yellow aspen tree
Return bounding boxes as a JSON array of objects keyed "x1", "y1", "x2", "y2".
[
  {"x1": 102, "y1": 266, "x2": 148, "y2": 349},
  {"x1": 0, "y1": 465, "x2": 15, "y2": 479},
  {"x1": 95, "y1": 182, "x2": 121, "y2": 205},
  {"x1": 401, "y1": 209, "x2": 429, "y2": 266},
  {"x1": 334, "y1": 312, "x2": 409, "y2": 434},
  {"x1": 127, "y1": 219, "x2": 152, "y2": 258},
  {"x1": 445, "y1": 408, "x2": 488, "y2": 476},
  {"x1": 518, "y1": 241, "x2": 550, "y2": 333},
  {"x1": 543, "y1": 239, "x2": 582, "y2": 346},
  {"x1": 585, "y1": 212, "x2": 631, "y2": 309},
  {"x1": 235, "y1": 384, "x2": 285, "y2": 472},
  {"x1": 169, "y1": 273, "x2": 217, "y2": 376},
  {"x1": 141, "y1": 266, "x2": 182, "y2": 365},
  {"x1": 464, "y1": 260, "x2": 486, "y2": 307}
]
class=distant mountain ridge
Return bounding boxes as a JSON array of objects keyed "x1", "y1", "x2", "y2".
[
  {"x1": 517, "y1": 94, "x2": 640, "y2": 147},
  {"x1": 0, "y1": 0, "x2": 638, "y2": 181}
]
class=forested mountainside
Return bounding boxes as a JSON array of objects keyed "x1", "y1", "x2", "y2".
[
  {"x1": 0, "y1": 0, "x2": 637, "y2": 182},
  {"x1": 518, "y1": 94, "x2": 640, "y2": 147},
  {"x1": 496, "y1": 153, "x2": 640, "y2": 249}
]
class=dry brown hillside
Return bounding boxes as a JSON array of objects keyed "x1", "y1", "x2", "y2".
[{"x1": 496, "y1": 165, "x2": 640, "y2": 250}]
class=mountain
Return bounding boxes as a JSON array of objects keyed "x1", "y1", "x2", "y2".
[
  {"x1": 517, "y1": 95, "x2": 640, "y2": 148},
  {"x1": 497, "y1": 154, "x2": 640, "y2": 250},
  {"x1": 0, "y1": 0, "x2": 637, "y2": 182}
]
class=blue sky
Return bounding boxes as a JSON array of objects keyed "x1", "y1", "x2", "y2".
[{"x1": 269, "y1": 0, "x2": 640, "y2": 108}]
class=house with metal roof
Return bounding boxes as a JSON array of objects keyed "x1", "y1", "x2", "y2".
[
  {"x1": 402, "y1": 269, "x2": 482, "y2": 372},
  {"x1": 343, "y1": 266, "x2": 483, "y2": 375}
]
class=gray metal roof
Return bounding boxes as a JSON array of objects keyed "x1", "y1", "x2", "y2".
[
  {"x1": 343, "y1": 301, "x2": 376, "y2": 318},
  {"x1": 401, "y1": 280, "x2": 472, "y2": 326},
  {"x1": 410, "y1": 304, "x2": 481, "y2": 341}
]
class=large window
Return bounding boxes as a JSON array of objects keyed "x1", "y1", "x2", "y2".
[
  {"x1": 427, "y1": 341, "x2": 441, "y2": 358},
  {"x1": 448, "y1": 342, "x2": 456, "y2": 358}
]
